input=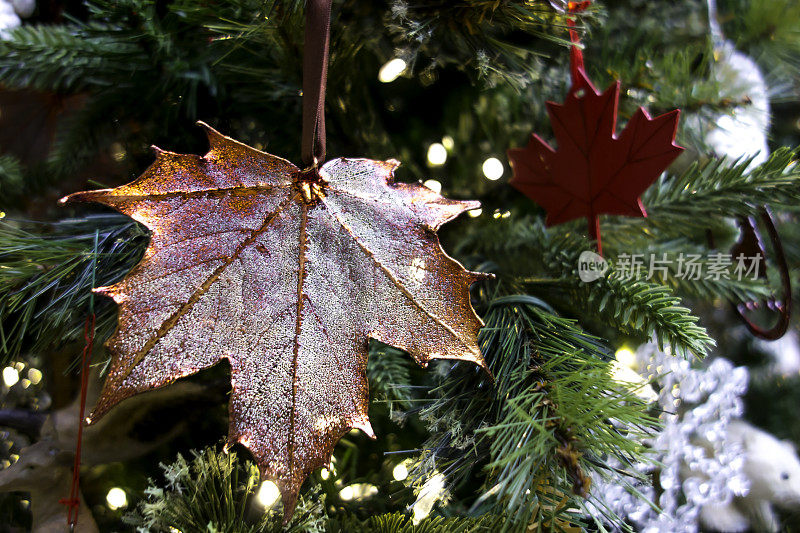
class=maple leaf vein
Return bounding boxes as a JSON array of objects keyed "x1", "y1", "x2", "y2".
[
  {"x1": 288, "y1": 201, "x2": 309, "y2": 475},
  {"x1": 104, "y1": 183, "x2": 289, "y2": 201},
  {"x1": 118, "y1": 191, "x2": 298, "y2": 383},
  {"x1": 322, "y1": 199, "x2": 471, "y2": 352}
]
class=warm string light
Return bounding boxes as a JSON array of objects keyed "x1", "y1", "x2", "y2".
[
  {"x1": 339, "y1": 483, "x2": 378, "y2": 501},
  {"x1": 106, "y1": 487, "x2": 127, "y2": 510},
  {"x1": 426, "y1": 143, "x2": 447, "y2": 166},
  {"x1": 412, "y1": 473, "x2": 447, "y2": 524},
  {"x1": 27, "y1": 368, "x2": 42, "y2": 385},
  {"x1": 392, "y1": 460, "x2": 410, "y2": 481},
  {"x1": 320, "y1": 457, "x2": 337, "y2": 481},
  {"x1": 256, "y1": 480, "x2": 281, "y2": 507},
  {"x1": 2, "y1": 366, "x2": 19, "y2": 387},
  {"x1": 422, "y1": 179, "x2": 442, "y2": 194},
  {"x1": 378, "y1": 58, "x2": 407, "y2": 83},
  {"x1": 482, "y1": 157, "x2": 504, "y2": 180},
  {"x1": 611, "y1": 346, "x2": 658, "y2": 403},
  {"x1": 110, "y1": 142, "x2": 127, "y2": 162},
  {"x1": 614, "y1": 346, "x2": 636, "y2": 368}
]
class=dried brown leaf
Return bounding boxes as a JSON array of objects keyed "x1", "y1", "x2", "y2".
[{"x1": 62, "y1": 123, "x2": 488, "y2": 518}]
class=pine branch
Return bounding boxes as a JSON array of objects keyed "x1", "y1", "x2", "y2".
[
  {"x1": 570, "y1": 273, "x2": 713, "y2": 358},
  {"x1": 595, "y1": 236, "x2": 772, "y2": 305},
  {"x1": 589, "y1": 39, "x2": 727, "y2": 116},
  {"x1": 0, "y1": 155, "x2": 24, "y2": 206},
  {"x1": 0, "y1": 24, "x2": 144, "y2": 92},
  {"x1": 44, "y1": 93, "x2": 122, "y2": 185},
  {"x1": 368, "y1": 341, "x2": 414, "y2": 408},
  {"x1": 654, "y1": 259, "x2": 769, "y2": 304},
  {"x1": 0, "y1": 215, "x2": 147, "y2": 363},
  {"x1": 327, "y1": 512, "x2": 506, "y2": 532},
  {"x1": 124, "y1": 445, "x2": 328, "y2": 532},
  {"x1": 720, "y1": 0, "x2": 800, "y2": 94},
  {"x1": 458, "y1": 219, "x2": 715, "y2": 357},
  {"x1": 595, "y1": 151, "x2": 800, "y2": 248},
  {"x1": 386, "y1": 0, "x2": 596, "y2": 88},
  {"x1": 127, "y1": 446, "x2": 503, "y2": 532},
  {"x1": 641, "y1": 149, "x2": 800, "y2": 230},
  {"x1": 408, "y1": 296, "x2": 657, "y2": 531}
]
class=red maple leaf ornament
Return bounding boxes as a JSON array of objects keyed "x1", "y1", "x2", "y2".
[{"x1": 508, "y1": 68, "x2": 683, "y2": 254}]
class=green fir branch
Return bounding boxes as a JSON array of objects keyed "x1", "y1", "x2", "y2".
[
  {"x1": 570, "y1": 272, "x2": 714, "y2": 358},
  {"x1": 408, "y1": 296, "x2": 657, "y2": 531},
  {"x1": 124, "y1": 445, "x2": 328, "y2": 532},
  {"x1": 598, "y1": 150, "x2": 800, "y2": 245},
  {"x1": 0, "y1": 155, "x2": 24, "y2": 205},
  {"x1": 327, "y1": 512, "x2": 506, "y2": 532},
  {"x1": 458, "y1": 219, "x2": 714, "y2": 357},
  {"x1": 641, "y1": 148, "x2": 800, "y2": 228},
  {"x1": 368, "y1": 341, "x2": 414, "y2": 408},
  {"x1": 127, "y1": 446, "x2": 503, "y2": 532},
  {"x1": 41, "y1": 93, "x2": 124, "y2": 193},
  {"x1": 0, "y1": 24, "x2": 144, "y2": 92},
  {"x1": 385, "y1": 0, "x2": 597, "y2": 88},
  {"x1": 719, "y1": 0, "x2": 800, "y2": 93},
  {"x1": 0, "y1": 215, "x2": 147, "y2": 363}
]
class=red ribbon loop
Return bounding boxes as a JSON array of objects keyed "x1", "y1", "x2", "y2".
[
  {"x1": 61, "y1": 312, "x2": 95, "y2": 529},
  {"x1": 567, "y1": 1, "x2": 592, "y2": 85}
]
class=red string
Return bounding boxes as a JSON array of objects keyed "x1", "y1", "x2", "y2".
[
  {"x1": 567, "y1": 1, "x2": 592, "y2": 85},
  {"x1": 59, "y1": 312, "x2": 95, "y2": 529}
]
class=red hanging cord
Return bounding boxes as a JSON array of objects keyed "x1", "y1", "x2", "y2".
[
  {"x1": 59, "y1": 313, "x2": 96, "y2": 529},
  {"x1": 567, "y1": 1, "x2": 592, "y2": 86},
  {"x1": 60, "y1": 230, "x2": 98, "y2": 530}
]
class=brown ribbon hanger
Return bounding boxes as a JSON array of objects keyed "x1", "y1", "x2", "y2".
[{"x1": 301, "y1": 0, "x2": 333, "y2": 169}]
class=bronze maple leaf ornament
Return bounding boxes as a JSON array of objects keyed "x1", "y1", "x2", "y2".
[{"x1": 61, "y1": 122, "x2": 489, "y2": 519}]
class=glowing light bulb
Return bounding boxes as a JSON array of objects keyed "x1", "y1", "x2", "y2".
[
  {"x1": 378, "y1": 58, "x2": 407, "y2": 83},
  {"x1": 422, "y1": 179, "x2": 442, "y2": 194},
  {"x1": 392, "y1": 462, "x2": 409, "y2": 481},
  {"x1": 106, "y1": 487, "x2": 127, "y2": 510},
  {"x1": 427, "y1": 143, "x2": 447, "y2": 166},
  {"x1": 256, "y1": 481, "x2": 281, "y2": 507},
  {"x1": 441, "y1": 136, "x2": 454, "y2": 150},
  {"x1": 615, "y1": 347, "x2": 636, "y2": 368},
  {"x1": 27, "y1": 368, "x2": 42, "y2": 385},
  {"x1": 2, "y1": 367, "x2": 19, "y2": 387},
  {"x1": 482, "y1": 157, "x2": 504, "y2": 180},
  {"x1": 468, "y1": 208, "x2": 482, "y2": 218},
  {"x1": 339, "y1": 483, "x2": 378, "y2": 501},
  {"x1": 412, "y1": 474, "x2": 446, "y2": 524}
]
